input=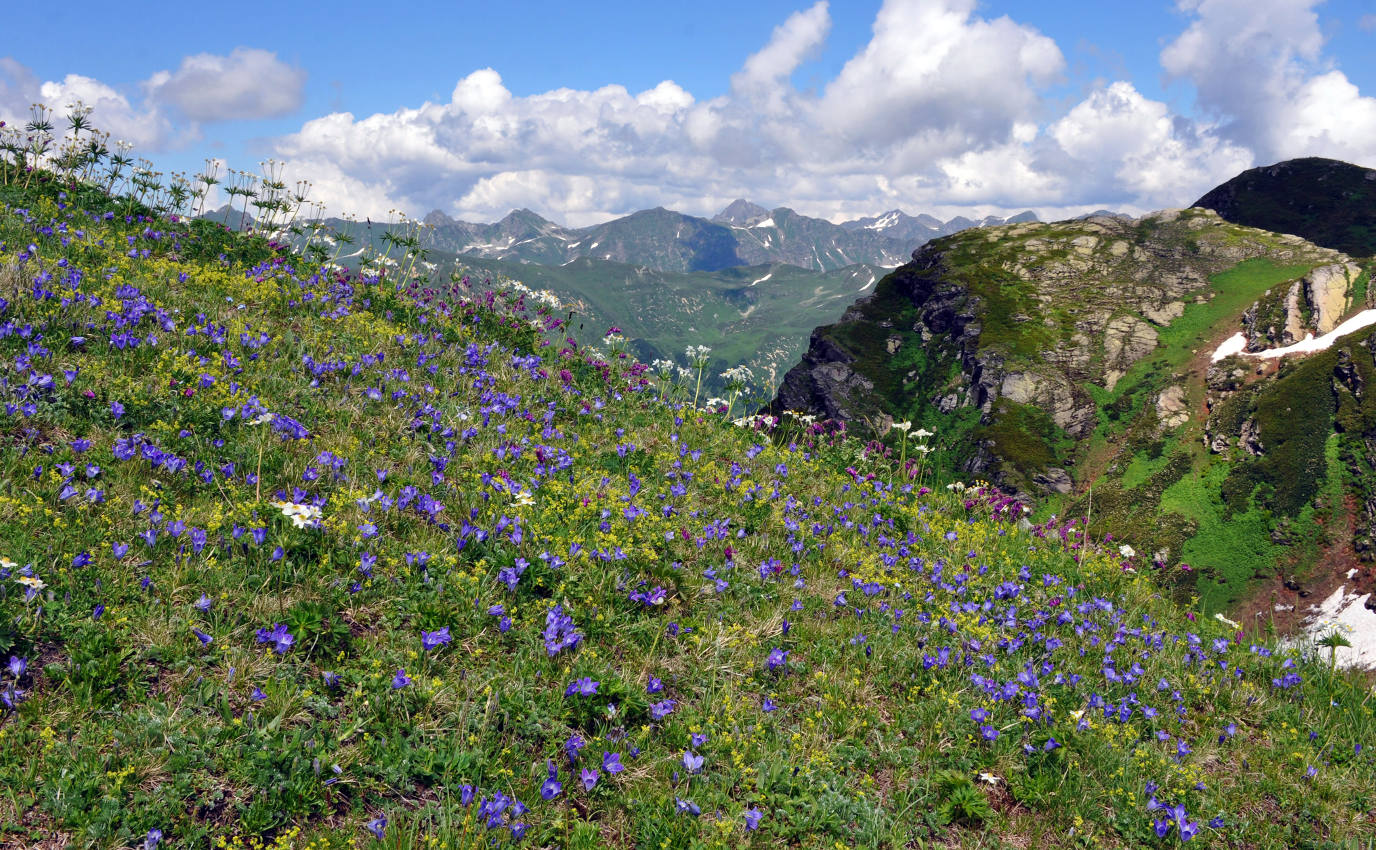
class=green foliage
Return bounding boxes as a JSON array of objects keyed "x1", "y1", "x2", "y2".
[
  {"x1": 932, "y1": 770, "x2": 995, "y2": 827},
  {"x1": 1, "y1": 157, "x2": 1375, "y2": 850}
]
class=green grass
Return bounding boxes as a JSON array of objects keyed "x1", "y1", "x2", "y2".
[
  {"x1": 1158, "y1": 464, "x2": 1286, "y2": 610},
  {"x1": 1120, "y1": 435, "x2": 1179, "y2": 491},
  {"x1": 1, "y1": 158, "x2": 1374, "y2": 850}
]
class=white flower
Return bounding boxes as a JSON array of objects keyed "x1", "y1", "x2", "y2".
[
  {"x1": 720, "y1": 365, "x2": 754, "y2": 384},
  {"x1": 273, "y1": 501, "x2": 321, "y2": 528},
  {"x1": 891, "y1": 420, "x2": 912, "y2": 432},
  {"x1": 1213, "y1": 612, "x2": 1241, "y2": 629},
  {"x1": 978, "y1": 771, "x2": 1000, "y2": 786},
  {"x1": 1119, "y1": 544, "x2": 1136, "y2": 558},
  {"x1": 513, "y1": 491, "x2": 535, "y2": 507},
  {"x1": 914, "y1": 427, "x2": 935, "y2": 439},
  {"x1": 248, "y1": 413, "x2": 274, "y2": 426},
  {"x1": 0, "y1": 557, "x2": 16, "y2": 570},
  {"x1": 16, "y1": 575, "x2": 45, "y2": 591}
]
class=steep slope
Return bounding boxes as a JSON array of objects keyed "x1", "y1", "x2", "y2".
[
  {"x1": 1193, "y1": 157, "x2": 1376, "y2": 258},
  {"x1": 773, "y1": 208, "x2": 1373, "y2": 607},
  {"x1": 572, "y1": 207, "x2": 743, "y2": 272},
  {"x1": 447, "y1": 253, "x2": 885, "y2": 390},
  {"x1": 3, "y1": 171, "x2": 1375, "y2": 849}
]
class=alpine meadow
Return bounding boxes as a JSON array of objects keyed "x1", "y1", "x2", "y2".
[{"x1": 4, "y1": 1, "x2": 1376, "y2": 848}]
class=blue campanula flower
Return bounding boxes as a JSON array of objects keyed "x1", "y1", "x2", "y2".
[
  {"x1": 650, "y1": 699, "x2": 676, "y2": 720},
  {"x1": 255, "y1": 623, "x2": 295, "y2": 654},
  {"x1": 540, "y1": 761, "x2": 562, "y2": 800},
  {"x1": 602, "y1": 751, "x2": 623, "y2": 774},
  {"x1": 421, "y1": 627, "x2": 452, "y2": 651},
  {"x1": 565, "y1": 677, "x2": 598, "y2": 697},
  {"x1": 365, "y1": 816, "x2": 386, "y2": 840},
  {"x1": 391, "y1": 669, "x2": 412, "y2": 689}
]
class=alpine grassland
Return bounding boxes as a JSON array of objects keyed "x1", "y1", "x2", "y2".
[{"x1": 1, "y1": 109, "x2": 1374, "y2": 849}]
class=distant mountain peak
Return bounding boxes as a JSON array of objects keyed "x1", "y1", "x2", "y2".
[
  {"x1": 422, "y1": 209, "x2": 454, "y2": 227},
  {"x1": 713, "y1": 199, "x2": 770, "y2": 227}
]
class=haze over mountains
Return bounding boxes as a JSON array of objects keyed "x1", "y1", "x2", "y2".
[{"x1": 418, "y1": 200, "x2": 1040, "y2": 273}]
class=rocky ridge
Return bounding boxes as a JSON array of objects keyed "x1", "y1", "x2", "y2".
[{"x1": 772, "y1": 205, "x2": 1373, "y2": 607}]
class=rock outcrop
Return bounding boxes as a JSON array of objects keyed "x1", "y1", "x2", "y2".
[{"x1": 773, "y1": 208, "x2": 1343, "y2": 495}]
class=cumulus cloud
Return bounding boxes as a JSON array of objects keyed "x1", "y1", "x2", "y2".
[
  {"x1": 275, "y1": 0, "x2": 1093, "y2": 224},
  {"x1": 146, "y1": 47, "x2": 306, "y2": 122},
  {"x1": 1161, "y1": 0, "x2": 1376, "y2": 165},
  {"x1": 9, "y1": 0, "x2": 1376, "y2": 226},
  {"x1": 0, "y1": 59, "x2": 172, "y2": 149},
  {"x1": 0, "y1": 47, "x2": 304, "y2": 153}
]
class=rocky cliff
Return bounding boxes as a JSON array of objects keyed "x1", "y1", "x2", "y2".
[{"x1": 773, "y1": 206, "x2": 1373, "y2": 608}]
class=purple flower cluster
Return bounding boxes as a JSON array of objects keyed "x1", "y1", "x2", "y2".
[{"x1": 543, "y1": 604, "x2": 582, "y2": 656}]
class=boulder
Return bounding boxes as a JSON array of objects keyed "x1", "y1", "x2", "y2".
[{"x1": 1155, "y1": 385, "x2": 1190, "y2": 429}]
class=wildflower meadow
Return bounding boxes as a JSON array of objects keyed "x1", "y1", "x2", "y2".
[{"x1": 0, "y1": 108, "x2": 1373, "y2": 849}]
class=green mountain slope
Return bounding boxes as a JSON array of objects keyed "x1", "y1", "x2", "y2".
[
  {"x1": 1193, "y1": 157, "x2": 1376, "y2": 258},
  {"x1": 2, "y1": 170, "x2": 1374, "y2": 850},
  {"x1": 772, "y1": 207, "x2": 1375, "y2": 609},
  {"x1": 290, "y1": 218, "x2": 883, "y2": 395}
]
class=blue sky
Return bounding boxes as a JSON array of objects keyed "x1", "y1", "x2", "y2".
[{"x1": 3, "y1": 0, "x2": 1375, "y2": 225}]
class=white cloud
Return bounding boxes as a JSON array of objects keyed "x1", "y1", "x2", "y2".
[
  {"x1": 8, "y1": 0, "x2": 1376, "y2": 227},
  {"x1": 0, "y1": 60, "x2": 171, "y2": 149},
  {"x1": 273, "y1": 0, "x2": 1093, "y2": 224},
  {"x1": 1161, "y1": 0, "x2": 1376, "y2": 165},
  {"x1": 147, "y1": 47, "x2": 306, "y2": 122},
  {"x1": 0, "y1": 48, "x2": 303, "y2": 154},
  {"x1": 817, "y1": 0, "x2": 1063, "y2": 156},
  {"x1": 733, "y1": 2, "x2": 831, "y2": 92}
]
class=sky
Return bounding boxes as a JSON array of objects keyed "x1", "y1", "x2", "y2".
[{"x1": 2, "y1": 0, "x2": 1375, "y2": 226}]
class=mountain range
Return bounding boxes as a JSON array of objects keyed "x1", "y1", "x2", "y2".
[
  {"x1": 418, "y1": 200, "x2": 1039, "y2": 273},
  {"x1": 268, "y1": 201, "x2": 1039, "y2": 394}
]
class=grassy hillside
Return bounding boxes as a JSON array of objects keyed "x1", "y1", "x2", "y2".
[
  {"x1": 289, "y1": 218, "x2": 882, "y2": 399},
  {"x1": 1193, "y1": 157, "x2": 1376, "y2": 259},
  {"x1": 775, "y1": 211, "x2": 1374, "y2": 610},
  {"x1": 1, "y1": 173, "x2": 1374, "y2": 850}
]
